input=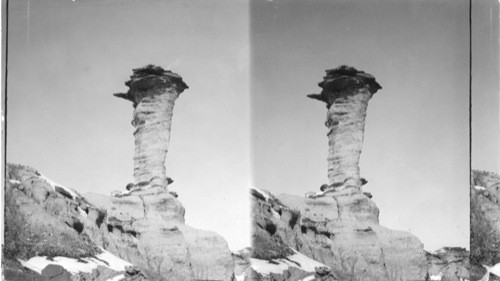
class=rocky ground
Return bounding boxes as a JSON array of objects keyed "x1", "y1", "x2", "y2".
[
  {"x1": 470, "y1": 170, "x2": 500, "y2": 281},
  {"x1": 3, "y1": 163, "x2": 235, "y2": 281},
  {"x1": 426, "y1": 247, "x2": 469, "y2": 281}
]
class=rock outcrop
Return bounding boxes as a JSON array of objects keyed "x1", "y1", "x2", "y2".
[
  {"x1": 3, "y1": 164, "x2": 234, "y2": 281},
  {"x1": 307, "y1": 65, "x2": 381, "y2": 191},
  {"x1": 85, "y1": 187, "x2": 234, "y2": 281},
  {"x1": 250, "y1": 187, "x2": 428, "y2": 280},
  {"x1": 3, "y1": 164, "x2": 102, "y2": 263},
  {"x1": 471, "y1": 170, "x2": 500, "y2": 280},
  {"x1": 114, "y1": 65, "x2": 188, "y2": 190},
  {"x1": 426, "y1": 247, "x2": 469, "y2": 281}
]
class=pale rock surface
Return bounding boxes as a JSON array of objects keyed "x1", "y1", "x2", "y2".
[
  {"x1": 251, "y1": 187, "x2": 427, "y2": 281},
  {"x1": 307, "y1": 66, "x2": 381, "y2": 191},
  {"x1": 114, "y1": 65, "x2": 188, "y2": 190},
  {"x1": 85, "y1": 187, "x2": 234, "y2": 281}
]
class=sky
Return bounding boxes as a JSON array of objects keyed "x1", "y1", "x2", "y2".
[
  {"x1": 250, "y1": 0, "x2": 471, "y2": 251},
  {"x1": 472, "y1": 0, "x2": 499, "y2": 174},
  {"x1": 5, "y1": 0, "x2": 250, "y2": 251}
]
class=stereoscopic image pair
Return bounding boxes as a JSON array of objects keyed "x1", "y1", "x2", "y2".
[{"x1": 2, "y1": 0, "x2": 498, "y2": 281}]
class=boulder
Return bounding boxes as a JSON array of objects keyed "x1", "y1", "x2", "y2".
[
  {"x1": 2, "y1": 258, "x2": 46, "y2": 281},
  {"x1": 71, "y1": 266, "x2": 124, "y2": 281},
  {"x1": 41, "y1": 265, "x2": 72, "y2": 281}
]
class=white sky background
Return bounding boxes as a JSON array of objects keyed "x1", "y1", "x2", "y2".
[
  {"x1": 6, "y1": 0, "x2": 250, "y2": 251},
  {"x1": 472, "y1": 0, "x2": 500, "y2": 174},
  {"x1": 250, "y1": 0, "x2": 472, "y2": 251}
]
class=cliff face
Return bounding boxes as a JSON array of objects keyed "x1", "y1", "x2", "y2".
[
  {"x1": 471, "y1": 170, "x2": 500, "y2": 280},
  {"x1": 250, "y1": 187, "x2": 428, "y2": 281},
  {"x1": 3, "y1": 164, "x2": 234, "y2": 281}
]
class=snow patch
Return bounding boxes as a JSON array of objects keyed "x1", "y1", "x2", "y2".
[
  {"x1": 250, "y1": 258, "x2": 290, "y2": 275},
  {"x1": 251, "y1": 187, "x2": 272, "y2": 202},
  {"x1": 235, "y1": 272, "x2": 246, "y2": 281},
  {"x1": 78, "y1": 207, "x2": 88, "y2": 217},
  {"x1": 299, "y1": 275, "x2": 316, "y2": 281},
  {"x1": 271, "y1": 208, "x2": 281, "y2": 219},
  {"x1": 287, "y1": 249, "x2": 328, "y2": 272},
  {"x1": 430, "y1": 272, "x2": 443, "y2": 280},
  {"x1": 250, "y1": 249, "x2": 327, "y2": 276},
  {"x1": 18, "y1": 248, "x2": 132, "y2": 275},
  {"x1": 111, "y1": 189, "x2": 133, "y2": 198},
  {"x1": 305, "y1": 191, "x2": 325, "y2": 199},
  {"x1": 38, "y1": 173, "x2": 79, "y2": 200},
  {"x1": 9, "y1": 179, "x2": 21, "y2": 185},
  {"x1": 483, "y1": 263, "x2": 500, "y2": 279},
  {"x1": 474, "y1": 185, "x2": 486, "y2": 191}
]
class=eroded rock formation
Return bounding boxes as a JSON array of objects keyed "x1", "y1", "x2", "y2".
[
  {"x1": 4, "y1": 164, "x2": 235, "y2": 281},
  {"x1": 85, "y1": 187, "x2": 234, "y2": 281},
  {"x1": 249, "y1": 66, "x2": 428, "y2": 280},
  {"x1": 250, "y1": 188, "x2": 427, "y2": 280},
  {"x1": 3, "y1": 65, "x2": 236, "y2": 280},
  {"x1": 308, "y1": 65, "x2": 381, "y2": 191},
  {"x1": 114, "y1": 65, "x2": 188, "y2": 190}
]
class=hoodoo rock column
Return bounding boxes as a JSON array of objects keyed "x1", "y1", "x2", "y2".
[
  {"x1": 114, "y1": 65, "x2": 188, "y2": 190},
  {"x1": 308, "y1": 65, "x2": 381, "y2": 192}
]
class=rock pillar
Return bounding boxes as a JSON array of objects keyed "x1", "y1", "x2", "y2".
[
  {"x1": 114, "y1": 65, "x2": 188, "y2": 190},
  {"x1": 308, "y1": 65, "x2": 381, "y2": 192}
]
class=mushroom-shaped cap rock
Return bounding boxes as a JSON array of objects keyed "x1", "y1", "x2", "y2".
[
  {"x1": 308, "y1": 65, "x2": 381, "y2": 108},
  {"x1": 113, "y1": 64, "x2": 188, "y2": 106}
]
